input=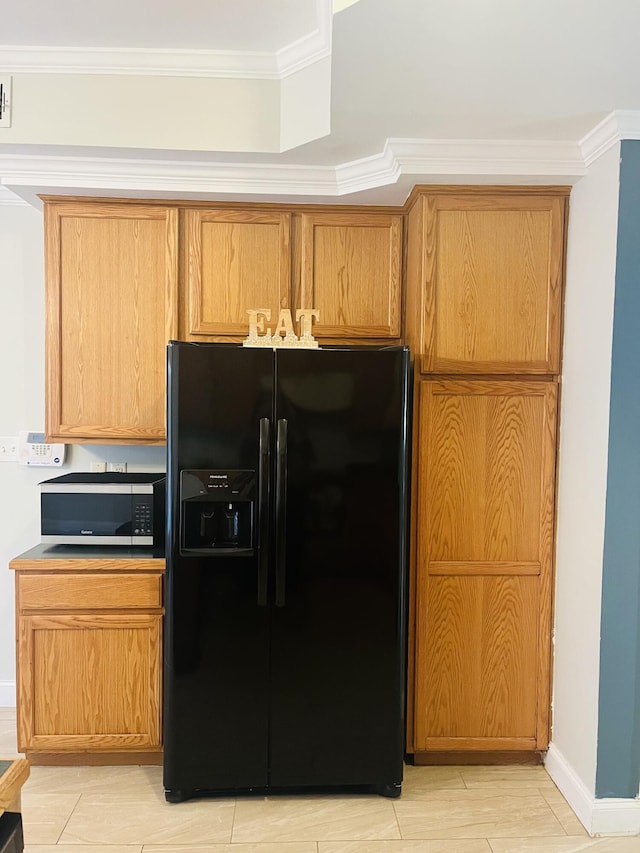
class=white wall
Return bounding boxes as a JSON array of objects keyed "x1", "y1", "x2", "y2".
[
  {"x1": 280, "y1": 56, "x2": 332, "y2": 152},
  {"x1": 3, "y1": 68, "x2": 333, "y2": 155},
  {"x1": 0, "y1": 202, "x2": 45, "y2": 705},
  {"x1": 0, "y1": 201, "x2": 165, "y2": 707},
  {"x1": 550, "y1": 144, "x2": 620, "y2": 792},
  {"x1": 7, "y1": 74, "x2": 281, "y2": 153}
]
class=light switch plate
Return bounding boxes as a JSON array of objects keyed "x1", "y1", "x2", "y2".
[
  {"x1": 0, "y1": 435, "x2": 19, "y2": 461},
  {"x1": 0, "y1": 77, "x2": 12, "y2": 128}
]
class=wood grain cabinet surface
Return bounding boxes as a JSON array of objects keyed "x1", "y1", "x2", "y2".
[
  {"x1": 184, "y1": 206, "x2": 403, "y2": 343},
  {"x1": 184, "y1": 208, "x2": 291, "y2": 339},
  {"x1": 411, "y1": 379, "x2": 558, "y2": 755},
  {"x1": 39, "y1": 188, "x2": 569, "y2": 765},
  {"x1": 297, "y1": 211, "x2": 403, "y2": 341},
  {"x1": 44, "y1": 199, "x2": 178, "y2": 444},
  {"x1": 10, "y1": 551, "x2": 164, "y2": 764},
  {"x1": 405, "y1": 188, "x2": 569, "y2": 375}
]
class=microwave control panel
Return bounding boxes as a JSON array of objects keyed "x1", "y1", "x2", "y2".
[{"x1": 133, "y1": 497, "x2": 154, "y2": 536}]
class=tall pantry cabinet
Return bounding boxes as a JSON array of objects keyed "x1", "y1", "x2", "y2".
[{"x1": 405, "y1": 187, "x2": 569, "y2": 759}]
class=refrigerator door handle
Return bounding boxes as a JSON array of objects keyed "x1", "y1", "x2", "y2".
[
  {"x1": 275, "y1": 418, "x2": 288, "y2": 607},
  {"x1": 257, "y1": 417, "x2": 271, "y2": 606}
]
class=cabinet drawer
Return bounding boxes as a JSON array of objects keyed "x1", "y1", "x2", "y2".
[{"x1": 18, "y1": 573, "x2": 163, "y2": 611}]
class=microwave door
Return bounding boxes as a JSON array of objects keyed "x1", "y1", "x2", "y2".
[{"x1": 40, "y1": 486, "x2": 136, "y2": 545}]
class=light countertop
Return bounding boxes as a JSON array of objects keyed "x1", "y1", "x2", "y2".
[{"x1": 9, "y1": 544, "x2": 165, "y2": 571}]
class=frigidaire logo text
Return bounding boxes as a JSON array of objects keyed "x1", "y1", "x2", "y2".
[{"x1": 209, "y1": 474, "x2": 227, "y2": 479}]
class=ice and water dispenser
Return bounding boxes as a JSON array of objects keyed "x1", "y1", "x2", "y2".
[{"x1": 180, "y1": 470, "x2": 256, "y2": 555}]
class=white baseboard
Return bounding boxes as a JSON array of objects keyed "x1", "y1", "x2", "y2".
[
  {"x1": 0, "y1": 680, "x2": 16, "y2": 707},
  {"x1": 545, "y1": 742, "x2": 640, "y2": 836}
]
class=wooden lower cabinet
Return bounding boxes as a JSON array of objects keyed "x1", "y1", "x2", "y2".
[
  {"x1": 411, "y1": 379, "x2": 557, "y2": 756},
  {"x1": 18, "y1": 613, "x2": 162, "y2": 754},
  {"x1": 11, "y1": 553, "x2": 164, "y2": 764}
]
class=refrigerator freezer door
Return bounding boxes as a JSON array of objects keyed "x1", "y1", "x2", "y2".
[
  {"x1": 269, "y1": 347, "x2": 410, "y2": 789},
  {"x1": 163, "y1": 344, "x2": 274, "y2": 795}
]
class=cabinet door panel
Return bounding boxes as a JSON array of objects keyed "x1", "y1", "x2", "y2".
[
  {"x1": 422, "y1": 575, "x2": 539, "y2": 747},
  {"x1": 426, "y1": 388, "x2": 546, "y2": 563},
  {"x1": 299, "y1": 212, "x2": 402, "y2": 339},
  {"x1": 17, "y1": 614, "x2": 162, "y2": 751},
  {"x1": 412, "y1": 192, "x2": 566, "y2": 374},
  {"x1": 186, "y1": 209, "x2": 291, "y2": 338},
  {"x1": 45, "y1": 202, "x2": 178, "y2": 443},
  {"x1": 414, "y1": 380, "x2": 557, "y2": 752}
]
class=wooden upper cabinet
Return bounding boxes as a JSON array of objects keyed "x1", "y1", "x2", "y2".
[
  {"x1": 298, "y1": 212, "x2": 403, "y2": 340},
  {"x1": 184, "y1": 207, "x2": 402, "y2": 342},
  {"x1": 185, "y1": 208, "x2": 291, "y2": 339},
  {"x1": 413, "y1": 379, "x2": 558, "y2": 752},
  {"x1": 44, "y1": 200, "x2": 178, "y2": 444},
  {"x1": 405, "y1": 189, "x2": 568, "y2": 374}
]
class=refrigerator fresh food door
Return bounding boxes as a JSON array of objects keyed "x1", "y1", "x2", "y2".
[
  {"x1": 269, "y1": 347, "x2": 410, "y2": 791},
  {"x1": 163, "y1": 343, "x2": 274, "y2": 796}
]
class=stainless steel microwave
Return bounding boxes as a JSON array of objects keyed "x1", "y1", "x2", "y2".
[{"x1": 40, "y1": 472, "x2": 166, "y2": 547}]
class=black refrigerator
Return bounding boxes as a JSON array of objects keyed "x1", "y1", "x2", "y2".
[{"x1": 163, "y1": 342, "x2": 411, "y2": 801}]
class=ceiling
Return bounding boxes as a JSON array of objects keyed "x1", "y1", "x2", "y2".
[
  {"x1": 1, "y1": 0, "x2": 640, "y2": 204},
  {"x1": 1, "y1": 0, "x2": 319, "y2": 52}
]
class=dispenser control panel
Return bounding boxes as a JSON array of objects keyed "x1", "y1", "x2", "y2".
[
  {"x1": 180, "y1": 469, "x2": 256, "y2": 555},
  {"x1": 182, "y1": 469, "x2": 255, "y2": 499}
]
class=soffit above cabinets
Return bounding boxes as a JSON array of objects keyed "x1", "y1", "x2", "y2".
[{"x1": 1, "y1": 0, "x2": 640, "y2": 205}]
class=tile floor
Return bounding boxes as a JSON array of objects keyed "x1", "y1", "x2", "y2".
[{"x1": 2, "y1": 708, "x2": 640, "y2": 852}]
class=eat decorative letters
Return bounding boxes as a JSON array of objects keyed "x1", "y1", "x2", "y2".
[{"x1": 243, "y1": 308, "x2": 320, "y2": 349}]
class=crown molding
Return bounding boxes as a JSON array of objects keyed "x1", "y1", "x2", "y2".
[
  {"x1": 388, "y1": 138, "x2": 583, "y2": 178},
  {"x1": 0, "y1": 154, "x2": 338, "y2": 197},
  {"x1": 580, "y1": 110, "x2": 640, "y2": 167},
  {"x1": 0, "y1": 45, "x2": 280, "y2": 79},
  {"x1": 279, "y1": 0, "x2": 331, "y2": 78},
  {"x1": 0, "y1": 137, "x2": 587, "y2": 204},
  {"x1": 335, "y1": 142, "x2": 401, "y2": 194},
  {"x1": 0, "y1": 1, "x2": 330, "y2": 79},
  {"x1": 332, "y1": 137, "x2": 584, "y2": 196}
]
